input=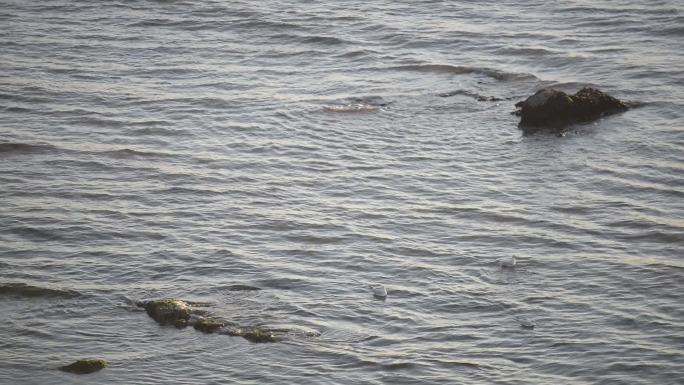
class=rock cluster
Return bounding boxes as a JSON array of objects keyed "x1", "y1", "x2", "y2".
[{"x1": 139, "y1": 299, "x2": 278, "y2": 343}]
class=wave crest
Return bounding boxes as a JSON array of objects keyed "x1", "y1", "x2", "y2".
[
  {"x1": 0, "y1": 283, "x2": 81, "y2": 299},
  {"x1": 390, "y1": 64, "x2": 537, "y2": 81}
]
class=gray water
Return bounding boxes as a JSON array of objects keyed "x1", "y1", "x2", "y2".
[{"x1": 1, "y1": 1, "x2": 683, "y2": 384}]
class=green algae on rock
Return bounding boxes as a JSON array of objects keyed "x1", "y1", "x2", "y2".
[
  {"x1": 193, "y1": 318, "x2": 225, "y2": 333},
  {"x1": 240, "y1": 328, "x2": 278, "y2": 343},
  {"x1": 59, "y1": 359, "x2": 108, "y2": 374},
  {"x1": 143, "y1": 299, "x2": 191, "y2": 326},
  {"x1": 137, "y1": 299, "x2": 292, "y2": 343}
]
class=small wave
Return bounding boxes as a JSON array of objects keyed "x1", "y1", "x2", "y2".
[
  {"x1": 231, "y1": 19, "x2": 305, "y2": 32},
  {"x1": 74, "y1": 116, "x2": 126, "y2": 128},
  {"x1": 130, "y1": 126, "x2": 189, "y2": 137},
  {"x1": 557, "y1": 6, "x2": 679, "y2": 16},
  {"x1": 3, "y1": 106, "x2": 33, "y2": 113},
  {"x1": 434, "y1": 359, "x2": 485, "y2": 369},
  {"x1": 390, "y1": 64, "x2": 537, "y2": 81},
  {"x1": 284, "y1": 233, "x2": 345, "y2": 244},
  {"x1": 256, "y1": 277, "x2": 311, "y2": 290},
  {"x1": 653, "y1": 25, "x2": 684, "y2": 36},
  {"x1": 0, "y1": 142, "x2": 57, "y2": 155},
  {"x1": 323, "y1": 95, "x2": 391, "y2": 112},
  {"x1": 539, "y1": 81, "x2": 601, "y2": 91},
  {"x1": 614, "y1": 229, "x2": 684, "y2": 244},
  {"x1": 0, "y1": 283, "x2": 80, "y2": 299},
  {"x1": 155, "y1": 186, "x2": 222, "y2": 196},
  {"x1": 223, "y1": 285, "x2": 262, "y2": 291},
  {"x1": 301, "y1": 35, "x2": 347, "y2": 45},
  {"x1": 334, "y1": 49, "x2": 377, "y2": 59},
  {"x1": 345, "y1": 96, "x2": 391, "y2": 106},
  {"x1": 6, "y1": 226, "x2": 61, "y2": 240},
  {"x1": 45, "y1": 67, "x2": 82, "y2": 75},
  {"x1": 438, "y1": 89, "x2": 504, "y2": 101},
  {"x1": 323, "y1": 104, "x2": 380, "y2": 113},
  {"x1": 126, "y1": 17, "x2": 218, "y2": 32},
  {"x1": 378, "y1": 361, "x2": 417, "y2": 371},
  {"x1": 99, "y1": 148, "x2": 176, "y2": 159},
  {"x1": 127, "y1": 19, "x2": 170, "y2": 27},
  {"x1": 0, "y1": 91, "x2": 52, "y2": 104},
  {"x1": 134, "y1": 66, "x2": 205, "y2": 76},
  {"x1": 495, "y1": 46, "x2": 558, "y2": 57}
]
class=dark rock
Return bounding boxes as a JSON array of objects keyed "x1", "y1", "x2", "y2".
[
  {"x1": 59, "y1": 359, "x2": 108, "y2": 374},
  {"x1": 193, "y1": 318, "x2": 224, "y2": 334},
  {"x1": 143, "y1": 299, "x2": 191, "y2": 326},
  {"x1": 515, "y1": 87, "x2": 628, "y2": 134}
]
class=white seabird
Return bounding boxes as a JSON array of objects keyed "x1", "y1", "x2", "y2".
[
  {"x1": 371, "y1": 284, "x2": 387, "y2": 298},
  {"x1": 497, "y1": 256, "x2": 516, "y2": 268},
  {"x1": 518, "y1": 318, "x2": 536, "y2": 329}
]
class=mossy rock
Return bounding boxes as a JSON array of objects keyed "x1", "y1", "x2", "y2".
[
  {"x1": 144, "y1": 299, "x2": 191, "y2": 326},
  {"x1": 241, "y1": 328, "x2": 277, "y2": 343},
  {"x1": 59, "y1": 359, "x2": 108, "y2": 374},
  {"x1": 138, "y1": 299, "x2": 286, "y2": 343},
  {"x1": 193, "y1": 318, "x2": 224, "y2": 334},
  {"x1": 174, "y1": 319, "x2": 189, "y2": 328}
]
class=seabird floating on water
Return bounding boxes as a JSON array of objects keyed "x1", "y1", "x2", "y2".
[
  {"x1": 371, "y1": 284, "x2": 387, "y2": 298},
  {"x1": 518, "y1": 318, "x2": 536, "y2": 329},
  {"x1": 497, "y1": 256, "x2": 516, "y2": 268}
]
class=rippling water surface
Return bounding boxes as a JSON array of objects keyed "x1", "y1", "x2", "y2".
[{"x1": 1, "y1": 1, "x2": 683, "y2": 384}]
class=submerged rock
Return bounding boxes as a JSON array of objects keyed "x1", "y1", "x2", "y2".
[
  {"x1": 515, "y1": 87, "x2": 628, "y2": 134},
  {"x1": 137, "y1": 298, "x2": 299, "y2": 343},
  {"x1": 193, "y1": 318, "x2": 225, "y2": 334},
  {"x1": 143, "y1": 299, "x2": 191, "y2": 326},
  {"x1": 225, "y1": 327, "x2": 278, "y2": 343},
  {"x1": 239, "y1": 328, "x2": 278, "y2": 343},
  {"x1": 59, "y1": 359, "x2": 108, "y2": 374}
]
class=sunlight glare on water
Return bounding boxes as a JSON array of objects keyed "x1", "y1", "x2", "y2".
[{"x1": 1, "y1": 1, "x2": 683, "y2": 384}]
